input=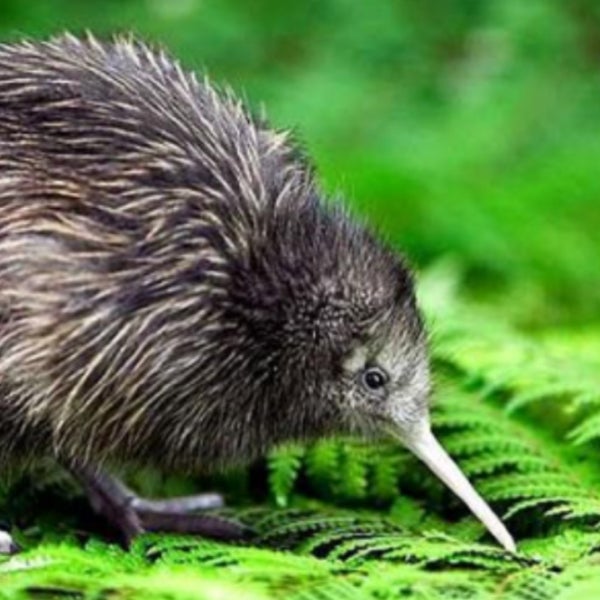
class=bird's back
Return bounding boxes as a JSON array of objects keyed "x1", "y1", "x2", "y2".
[
  {"x1": 0, "y1": 35, "x2": 314, "y2": 468},
  {"x1": 0, "y1": 34, "x2": 304, "y2": 216}
]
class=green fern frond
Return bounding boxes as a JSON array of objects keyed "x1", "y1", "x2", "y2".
[
  {"x1": 369, "y1": 447, "x2": 404, "y2": 501},
  {"x1": 419, "y1": 266, "x2": 600, "y2": 447},
  {"x1": 334, "y1": 443, "x2": 370, "y2": 501},
  {"x1": 268, "y1": 444, "x2": 305, "y2": 507},
  {"x1": 567, "y1": 413, "x2": 600, "y2": 446},
  {"x1": 435, "y1": 381, "x2": 600, "y2": 530},
  {"x1": 304, "y1": 440, "x2": 341, "y2": 495}
]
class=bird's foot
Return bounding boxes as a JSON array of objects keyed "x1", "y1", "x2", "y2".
[
  {"x1": 0, "y1": 530, "x2": 19, "y2": 555},
  {"x1": 69, "y1": 465, "x2": 248, "y2": 548}
]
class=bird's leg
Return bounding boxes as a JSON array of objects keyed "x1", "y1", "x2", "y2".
[
  {"x1": 68, "y1": 464, "x2": 248, "y2": 547},
  {"x1": 70, "y1": 464, "x2": 143, "y2": 548}
]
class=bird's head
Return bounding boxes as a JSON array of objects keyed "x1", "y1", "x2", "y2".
[
  {"x1": 314, "y1": 238, "x2": 516, "y2": 552},
  {"x1": 331, "y1": 283, "x2": 515, "y2": 552}
]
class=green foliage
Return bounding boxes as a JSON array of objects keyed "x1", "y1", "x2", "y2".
[
  {"x1": 268, "y1": 444, "x2": 305, "y2": 507},
  {"x1": 1, "y1": 0, "x2": 600, "y2": 598},
  {"x1": 418, "y1": 263, "x2": 600, "y2": 448}
]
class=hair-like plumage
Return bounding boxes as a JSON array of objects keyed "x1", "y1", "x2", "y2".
[{"x1": 0, "y1": 35, "x2": 424, "y2": 474}]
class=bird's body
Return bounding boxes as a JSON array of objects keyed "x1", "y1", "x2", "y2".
[{"x1": 0, "y1": 35, "x2": 515, "y2": 554}]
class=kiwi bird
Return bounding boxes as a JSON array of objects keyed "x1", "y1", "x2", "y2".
[{"x1": 0, "y1": 35, "x2": 515, "y2": 554}]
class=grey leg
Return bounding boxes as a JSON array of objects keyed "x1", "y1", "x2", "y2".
[
  {"x1": 69, "y1": 464, "x2": 248, "y2": 547},
  {"x1": 71, "y1": 464, "x2": 143, "y2": 547}
]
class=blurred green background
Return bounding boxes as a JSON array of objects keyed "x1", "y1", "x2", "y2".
[{"x1": 1, "y1": 0, "x2": 599, "y2": 325}]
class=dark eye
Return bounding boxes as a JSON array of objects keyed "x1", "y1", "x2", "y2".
[{"x1": 361, "y1": 367, "x2": 388, "y2": 392}]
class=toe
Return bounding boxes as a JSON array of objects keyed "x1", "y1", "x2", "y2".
[
  {"x1": 140, "y1": 512, "x2": 252, "y2": 541},
  {"x1": 132, "y1": 493, "x2": 225, "y2": 514}
]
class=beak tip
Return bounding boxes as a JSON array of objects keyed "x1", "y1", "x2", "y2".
[
  {"x1": 400, "y1": 426, "x2": 517, "y2": 554},
  {"x1": 498, "y1": 531, "x2": 517, "y2": 554}
]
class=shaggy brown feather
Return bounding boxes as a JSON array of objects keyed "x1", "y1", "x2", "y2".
[{"x1": 0, "y1": 34, "x2": 422, "y2": 480}]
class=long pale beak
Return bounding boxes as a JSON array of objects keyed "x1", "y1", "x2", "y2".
[{"x1": 398, "y1": 425, "x2": 516, "y2": 553}]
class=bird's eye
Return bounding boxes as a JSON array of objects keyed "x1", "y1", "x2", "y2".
[{"x1": 361, "y1": 367, "x2": 388, "y2": 392}]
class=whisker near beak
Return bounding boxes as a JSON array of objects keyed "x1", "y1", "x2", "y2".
[{"x1": 398, "y1": 425, "x2": 516, "y2": 553}]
